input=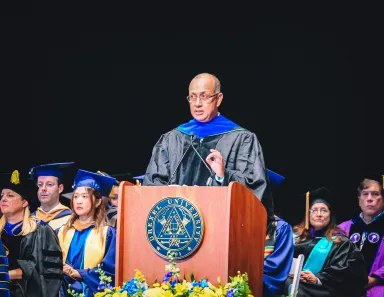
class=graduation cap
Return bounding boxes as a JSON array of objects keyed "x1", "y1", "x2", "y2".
[
  {"x1": 303, "y1": 187, "x2": 332, "y2": 229},
  {"x1": 73, "y1": 169, "x2": 117, "y2": 197},
  {"x1": 0, "y1": 170, "x2": 35, "y2": 203},
  {"x1": 29, "y1": 162, "x2": 75, "y2": 180},
  {"x1": 266, "y1": 169, "x2": 284, "y2": 189},
  {"x1": 96, "y1": 170, "x2": 134, "y2": 197},
  {"x1": 133, "y1": 174, "x2": 145, "y2": 185}
]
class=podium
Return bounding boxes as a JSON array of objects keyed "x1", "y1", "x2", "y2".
[{"x1": 116, "y1": 181, "x2": 266, "y2": 296}]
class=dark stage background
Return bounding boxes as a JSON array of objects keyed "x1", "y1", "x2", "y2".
[{"x1": 1, "y1": 21, "x2": 373, "y2": 226}]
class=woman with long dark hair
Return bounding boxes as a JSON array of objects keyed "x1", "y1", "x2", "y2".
[
  {"x1": 56, "y1": 169, "x2": 117, "y2": 297},
  {"x1": 285, "y1": 187, "x2": 368, "y2": 297}
]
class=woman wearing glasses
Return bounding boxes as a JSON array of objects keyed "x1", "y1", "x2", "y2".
[
  {"x1": 0, "y1": 170, "x2": 63, "y2": 297},
  {"x1": 56, "y1": 169, "x2": 117, "y2": 297},
  {"x1": 285, "y1": 187, "x2": 368, "y2": 297}
]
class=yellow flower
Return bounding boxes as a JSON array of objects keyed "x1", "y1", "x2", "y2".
[
  {"x1": 94, "y1": 292, "x2": 108, "y2": 297},
  {"x1": 201, "y1": 287, "x2": 216, "y2": 297},
  {"x1": 153, "y1": 283, "x2": 161, "y2": 288},
  {"x1": 162, "y1": 283, "x2": 171, "y2": 290},
  {"x1": 174, "y1": 282, "x2": 189, "y2": 296},
  {"x1": 164, "y1": 290, "x2": 174, "y2": 297},
  {"x1": 134, "y1": 269, "x2": 146, "y2": 282},
  {"x1": 144, "y1": 287, "x2": 166, "y2": 297}
]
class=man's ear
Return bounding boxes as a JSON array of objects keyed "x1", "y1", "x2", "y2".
[
  {"x1": 216, "y1": 93, "x2": 223, "y2": 108},
  {"x1": 58, "y1": 184, "x2": 64, "y2": 194}
]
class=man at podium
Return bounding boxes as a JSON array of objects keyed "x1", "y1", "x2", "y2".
[{"x1": 143, "y1": 72, "x2": 273, "y2": 219}]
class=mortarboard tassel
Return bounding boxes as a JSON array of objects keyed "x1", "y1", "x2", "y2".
[
  {"x1": 382, "y1": 175, "x2": 384, "y2": 188},
  {"x1": 305, "y1": 191, "x2": 310, "y2": 229},
  {"x1": 11, "y1": 170, "x2": 20, "y2": 185}
]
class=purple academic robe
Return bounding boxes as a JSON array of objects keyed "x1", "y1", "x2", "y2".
[{"x1": 339, "y1": 218, "x2": 384, "y2": 297}]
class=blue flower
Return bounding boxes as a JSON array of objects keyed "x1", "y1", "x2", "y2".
[
  {"x1": 227, "y1": 289, "x2": 234, "y2": 297},
  {"x1": 120, "y1": 278, "x2": 140, "y2": 294},
  {"x1": 163, "y1": 271, "x2": 172, "y2": 282}
]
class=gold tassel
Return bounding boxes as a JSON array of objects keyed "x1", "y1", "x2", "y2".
[
  {"x1": 136, "y1": 179, "x2": 141, "y2": 186},
  {"x1": 305, "y1": 191, "x2": 310, "y2": 230},
  {"x1": 11, "y1": 170, "x2": 20, "y2": 185},
  {"x1": 382, "y1": 175, "x2": 384, "y2": 188}
]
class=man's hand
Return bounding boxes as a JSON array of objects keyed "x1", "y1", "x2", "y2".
[
  {"x1": 206, "y1": 149, "x2": 225, "y2": 178},
  {"x1": 8, "y1": 268, "x2": 22, "y2": 280},
  {"x1": 368, "y1": 276, "x2": 378, "y2": 289}
]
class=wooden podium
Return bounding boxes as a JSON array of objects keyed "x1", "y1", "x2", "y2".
[{"x1": 116, "y1": 181, "x2": 266, "y2": 296}]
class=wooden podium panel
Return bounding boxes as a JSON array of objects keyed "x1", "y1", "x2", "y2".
[{"x1": 116, "y1": 182, "x2": 266, "y2": 296}]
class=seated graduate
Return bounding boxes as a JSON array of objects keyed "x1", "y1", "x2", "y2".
[
  {"x1": 0, "y1": 170, "x2": 63, "y2": 297},
  {"x1": 56, "y1": 169, "x2": 117, "y2": 297},
  {"x1": 339, "y1": 173, "x2": 384, "y2": 297},
  {"x1": 263, "y1": 170, "x2": 294, "y2": 297},
  {"x1": 29, "y1": 162, "x2": 75, "y2": 230},
  {"x1": 285, "y1": 187, "x2": 368, "y2": 297},
  {"x1": 0, "y1": 239, "x2": 10, "y2": 297}
]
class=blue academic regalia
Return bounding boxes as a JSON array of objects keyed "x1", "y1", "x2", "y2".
[
  {"x1": 263, "y1": 218, "x2": 294, "y2": 297},
  {"x1": 59, "y1": 225, "x2": 116, "y2": 297}
]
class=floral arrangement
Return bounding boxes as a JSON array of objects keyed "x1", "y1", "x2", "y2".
[{"x1": 68, "y1": 252, "x2": 255, "y2": 297}]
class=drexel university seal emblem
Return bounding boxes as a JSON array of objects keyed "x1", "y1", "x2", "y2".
[{"x1": 145, "y1": 197, "x2": 204, "y2": 260}]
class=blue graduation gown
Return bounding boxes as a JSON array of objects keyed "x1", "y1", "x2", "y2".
[
  {"x1": 263, "y1": 218, "x2": 294, "y2": 297},
  {"x1": 59, "y1": 226, "x2": 116, "y2": 297}
]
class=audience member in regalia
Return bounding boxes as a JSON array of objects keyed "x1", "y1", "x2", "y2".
[
  {"x1": 96, "y1": 171, "x2": 135, "y2": 228},
  {"x1": 339, "y1": 174, "x2": 384, "y2": 297},
  {"x1": 0, "y1": 239, "x2": 10, "y2": 297},
  {"x1": 262, "y1": 170, "x2": 294, "y2": 297},
  {"x1": 29, "y1": 162, "x2": 75, "y2": 230},
  {"x1": 56, "y1": 169, "x2": 117, "y2": 297},
  {"x1": 285, "y1": 187, "x2": 368, "y2": 297},
  {"x1": 0, "y1": 170, "x2": 63, "y2": 297}
]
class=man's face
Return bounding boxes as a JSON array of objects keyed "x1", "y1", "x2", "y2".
[
  {"x1": 188, "y1": 75, "x2": 223, "y2": 123},
  {"x1": 359, "y1": 183, "x2": 384, "y2": 218},
  {"x1": 37, "y1": 176, "x2": 63, "y2": 206}
]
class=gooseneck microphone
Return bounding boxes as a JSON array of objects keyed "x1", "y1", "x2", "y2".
[
  {"x1": 189, "y1": 132, "x2": 213, "y2": 186},
  {"x1": 166, "y1": 134, "x2": 193, "y2": 185}
]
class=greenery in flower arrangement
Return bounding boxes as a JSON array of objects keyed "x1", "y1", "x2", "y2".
[{"x1": 68, "y1": 252, "x2": 293, "y2": 297}]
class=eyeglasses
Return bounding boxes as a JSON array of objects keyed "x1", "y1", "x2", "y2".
[
  {"x1": 36, "y1": 182, "x2": 58, "y2": 189},
  {"x1": 186, "y1": 92, "x2": 219, "y2": 103},
  {"x1": 360, "y1": 191, "x2": 382, "y2": 200},
  {"x1": 309, "y1": 209, "x2": 329, "y2": 215}
]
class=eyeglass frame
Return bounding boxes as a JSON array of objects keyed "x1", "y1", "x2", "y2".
[
  {"x1": 309, "y1": 209, "x2": 329, "y2": 215},
  {"x1": 186, "y1": 92, "x2": 220, "y2": 103}
]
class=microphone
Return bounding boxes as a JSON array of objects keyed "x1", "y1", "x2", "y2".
[
  {"x1": 189, "y1": 132, "x2": 214, "y2": 186},
  {"x1": 166, "y1": 134, "x2": 193, "y2": 185}
]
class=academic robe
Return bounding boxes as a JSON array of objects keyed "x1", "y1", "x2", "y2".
[
  {"x1": 1, "y1": 222, "x2": 63, "y2": 297},
  {"x1": 0, "y1": 240, "x2": 10, "y2": 297},
  {"x1": 285, "y1": 234, "x2": 368, "y2": 297},
  {"x1": 263, "y1": 217, "x2": 294, "y2": 297},
  {"x1": 339, "y1": 212, "x2": 384, "y2": 297},
  {"x1": 105, "y1": 207, "x2": 117, "y2": 228},
  {"x1": 143, "y1": 115, "x2": 273, "y2": 218},
  {"x1": 57, "y1": 225, "x2": 116, "y2": 297},
  {"x1": 32, "y1": 203, "x2": 72, "y2": 230}
]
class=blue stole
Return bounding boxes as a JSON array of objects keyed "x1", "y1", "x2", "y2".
[
  {"x1": 303, "y1": 237, "x2": 334, "y2": 274},
  {"x1": 66, "y1": 227, "x2": 93, "y2": 268},
  {"x1": 176, "y1": 115, "x2": 244, "y2": 138}
]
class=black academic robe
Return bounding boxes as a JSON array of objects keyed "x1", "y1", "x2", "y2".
[
  {"x1": 285, "y1": 235, "x2": 368, "y2": 297},
  {"x1": 143, "y1": 129, "x2": 272, "y2": 216},
  {"x1": 1, "y1": 223, "x2": 63, "y2": 297}
]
